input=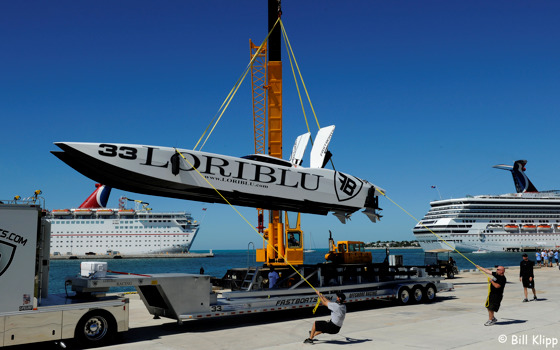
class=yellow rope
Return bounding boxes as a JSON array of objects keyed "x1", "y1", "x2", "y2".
[
  {"x1": 376, "y1": 188, "x2": 491, "y2": 278},
  {"x1": 485, "y1": 278, "x2": 491, "y2": 307}
]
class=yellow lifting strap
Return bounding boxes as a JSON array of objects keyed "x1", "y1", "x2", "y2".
[
  {"x1": 193, "y1": 18, "x2": 281, "y2": 151},
  {"x1": 279, "y1": 19, "x2": 335, "y2": 170}
]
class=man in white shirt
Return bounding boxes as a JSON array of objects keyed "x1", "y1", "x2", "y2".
[{"x1": 304, "y1": 291, "x2": 346, "y2": 344}]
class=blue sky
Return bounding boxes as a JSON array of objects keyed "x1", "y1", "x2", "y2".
[{"x1": 1, "y1": 1, "x2": 559, "y2": 250}]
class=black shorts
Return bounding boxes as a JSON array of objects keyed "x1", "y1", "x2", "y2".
[
  {"x1": 522, "y1": 277, "x2": 535, "y2": 289},
  {"x1": 315, "y1": 320, "x2": 341, "y2": 334},
  {"x1": 487, "y1": 294, "x2": 503, "y2": 312}
]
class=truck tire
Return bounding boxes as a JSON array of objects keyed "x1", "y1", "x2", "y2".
[
  {"x1": 411, "y1": 285, "x2": 424, "y2": 303},
  {"x1": 446, "y1": 270, "x2": 455, "y2": 279},
  {"x1": 75, "y1": 309, "x2": 117, "y2": 348},
  {"x1": 423, "y1": 284, "x2": 437, "y2": 303},
  {"x1": 397, "y1": 287, "x2": 411, "y2": 305}
]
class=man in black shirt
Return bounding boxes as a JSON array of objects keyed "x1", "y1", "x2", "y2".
[
  {"x1": 476, "y1": 265, "x2": 506, "y2": 326},
  {"x1": 520, "y1": 253, "x2": 537, "y2": 302}
]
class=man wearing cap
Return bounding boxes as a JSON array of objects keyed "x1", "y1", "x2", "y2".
[
  {"x1": 475, "y1": 265, "x2": 506, "y2": 326},
  {"x1": 520, "y1": 253, "x2": 537, "y2": 302},
  {"x1": 304, "y1": 290, "x2": 346, "y2": 344}
]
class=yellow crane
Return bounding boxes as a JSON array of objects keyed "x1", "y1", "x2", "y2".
[{"x1": 252, "y1": 0, "x2": 303, "y2": 266}]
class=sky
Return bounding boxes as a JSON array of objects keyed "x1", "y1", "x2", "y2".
[{"x1": 1, "y1": 1, "x2": 560, "y2": 250}]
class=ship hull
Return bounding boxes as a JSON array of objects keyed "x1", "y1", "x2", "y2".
[
  {"x1": 413, "y1": 195, "x2": 560, "y2": 252},
  {"x1": 48, "y1": 209, "x2": 200, "y2": 256}
]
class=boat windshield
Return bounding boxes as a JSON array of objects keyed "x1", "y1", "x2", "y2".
[{"x1": 241, "y1": 154, "x2": 293, "y2": 167}]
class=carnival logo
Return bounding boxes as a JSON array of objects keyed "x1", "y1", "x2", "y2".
[
  {"x1": 0, "y1": 241, "x2": 16, "y2": 277},
  {"x1": 334, "y1": 172, "x2": 363, "y2": 202}
]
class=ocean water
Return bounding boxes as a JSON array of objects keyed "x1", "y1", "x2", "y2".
[{"x1": 47, "y1": 248, "x2": 530, "y2": 295}]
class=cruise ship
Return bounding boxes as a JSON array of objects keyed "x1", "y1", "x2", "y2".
[
  {"x1": 413, "y1": 160, "x2": 560, "y2": 252},
  {"x1": 48, "y1": 184, "x2": 200, "y2": 255}
]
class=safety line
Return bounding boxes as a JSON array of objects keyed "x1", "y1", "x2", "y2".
[{"x1": 174, "y1": 148, "x2": 325, "y2": 312}]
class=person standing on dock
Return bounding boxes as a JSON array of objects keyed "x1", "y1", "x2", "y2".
[
  {"x1": 519, "y1": 253, "x2": 537, "y2": 302},
  {"x1": 475, "y1": 265, "x2": 506, "y2": 326},
  {"x1": 268, "y1": 267, "x2": 279, "y2": 289},
  {"x1": 536, "y1": 252, "x2": 541, "y2": 267},
  {"x1": 304, "y1": 291, "x2": 346, "y2": 344}
]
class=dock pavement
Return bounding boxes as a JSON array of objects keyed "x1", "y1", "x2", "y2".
[{"x1": 97, "y1": 264, "x2": 560, "y2": 350}]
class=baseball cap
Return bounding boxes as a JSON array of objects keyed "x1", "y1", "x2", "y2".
[{"x1": 336, "y1": 292, "x2": 346, "y2": 302}]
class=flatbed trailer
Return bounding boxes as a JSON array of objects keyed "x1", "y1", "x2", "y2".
[{"x1": 67, "y1": 264, "x2": 453, "y2": 323}]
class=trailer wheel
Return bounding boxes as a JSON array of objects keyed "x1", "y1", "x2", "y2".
[
  {"x1": 397, "y1": 287, "x2": 411, "y2": 305},
  {"x1": 411, "y1": 285, "x2": 424, "y2": 303},
  {"x1": 423, "y1": 284, "x2": 437, "y2": 303},
  {"x1": 75, "y1": 310, "x2": 117, "y2": 348}
]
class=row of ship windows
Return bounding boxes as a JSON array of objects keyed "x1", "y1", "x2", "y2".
[
  {"x1": 419, "y1": 234, "x2": 560, "y2": 240},
  {"x1": 419, "y1": 238, "x2": 559, "y2": 243},
  {"x1": 53, "y1": 231, "x2": 182, "y2": 234},
  {"x1": 489, "y1": 220, "x2": 555, "y2": 223},
  {"x1": 53, "y1": 235, "x2": 185, "y2": 238},
  {"x1": 51, "y1": 244, "x2": 182, "y2": 248},
  {"x1": 52, "y1": 220, "x2": 174, "y2": 224},
  {"x1": 52, "y1": 240, "x2": 184, "y2": 243},
  {"x1": 427, "y1": 215, "x2": 560, "y2": 219}
]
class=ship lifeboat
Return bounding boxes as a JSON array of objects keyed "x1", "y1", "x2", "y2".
[
  {"x1": 74, "y1": 209, "x2": 92, "y2": 215},
  {"x1": 504, "y1": 224, "x2": 518, "y2": 231},
  {"x1": 537, "y1": 224, "x2": 552, "y2": 231},
  {"x1": 51, "y1": 209, "x2": 71, "y2": 216},
  {"x1": 96, "y1": 209, "x2": 114, "y2": 215},
  {"x1": 522, "y1": 224, "x2": 537, "y2": 231},
  {"x1": 118, "y1": 209, "x2": 135, "y2": 215}
]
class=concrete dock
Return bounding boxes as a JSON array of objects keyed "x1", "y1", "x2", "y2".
[{"x1": 98, "y1": 265, "x2": 560, "y2": 349}]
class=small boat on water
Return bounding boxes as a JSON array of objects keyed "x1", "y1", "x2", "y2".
[{"x1": 472, "y1": 249, "x2": 489, "y2": 254}]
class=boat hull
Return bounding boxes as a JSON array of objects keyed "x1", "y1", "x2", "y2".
[{"x1": 52, "y1": 142, "x2": 383, "y2": 218}]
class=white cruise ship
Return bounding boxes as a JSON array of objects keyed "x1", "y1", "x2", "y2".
[
  {"x1": 48, "y1": 184, "x2": 200, "y2": 255},
  {"x1": 413, "y1": 160, "x2": 560, "y2": 252}
]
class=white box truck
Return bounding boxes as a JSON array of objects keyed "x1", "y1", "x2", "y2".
[{"x1": 0, "y1": 201, "x2": 129, "y2": 348}]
